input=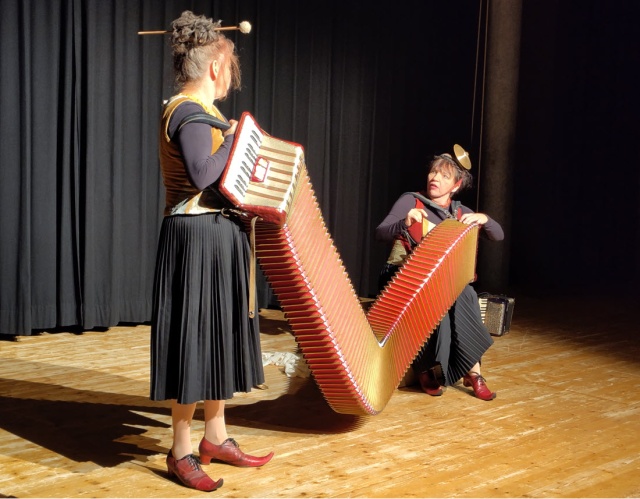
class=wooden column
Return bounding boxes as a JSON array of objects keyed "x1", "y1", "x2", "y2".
[{"x1": 477, "y1": 0, "x2": 523, "y2": 292}]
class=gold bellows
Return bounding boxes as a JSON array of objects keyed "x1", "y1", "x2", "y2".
[{"x1": 223, "y1": 113, "x2": 480, "y2": 415}]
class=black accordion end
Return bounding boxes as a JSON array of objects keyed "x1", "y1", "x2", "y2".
[{"x1": 478, "y1": 293, "x2": 515, "y2": 337}]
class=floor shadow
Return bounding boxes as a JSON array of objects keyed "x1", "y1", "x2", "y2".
[
  {"x1": 0, "y1": 358, "x2": 366, "y2": 471},
  {"x1": 223, "y1": 376, "x2": 366, "y2": 434},
  {"x1": 508, "y1": 293, "x2": 640, "y2": 363},
  {"x1": 256, "y1": 308, "x2": 294, "y2": 337},
  {"x1": 0, "y1": 377, "x2": 168, "y2": 468}
]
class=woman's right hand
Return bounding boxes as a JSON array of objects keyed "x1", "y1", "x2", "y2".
[
  {"x1": 223, "y1": 119, "x2": 238, "y2": 137},
  {"x1": 405, "y1": 208, "x2": 429, "y2": 227}
]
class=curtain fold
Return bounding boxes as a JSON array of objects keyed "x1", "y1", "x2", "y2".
[{"x1": 1, "y1": 0, "x2": 83, "y2": 333}]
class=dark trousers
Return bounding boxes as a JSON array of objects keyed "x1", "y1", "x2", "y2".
[{"x1": 379, "y1": 264, "x2": 493, "y2": 386}]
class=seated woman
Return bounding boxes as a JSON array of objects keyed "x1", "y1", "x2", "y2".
[{"x1": 375, "y1": 145, "x2": 504, "y2": 401}]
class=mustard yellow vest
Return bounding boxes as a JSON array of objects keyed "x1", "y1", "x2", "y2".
[{"x1": 159, "y1": 95, "x2": 227, "y2": 216}]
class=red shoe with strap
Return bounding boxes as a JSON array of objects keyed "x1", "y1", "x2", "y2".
[
  {"x1": 166, "y1": 450, "x2": 223, "y2": 491},
  {"x1": 463, "y1": 372, "x2": 496, "y2": 401},
  {"x1": 199, "y1": 437, "x2": 274, "y2": 467}
]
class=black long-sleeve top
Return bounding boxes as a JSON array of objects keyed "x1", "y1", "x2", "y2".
[
  {"x1": 167, "y1": 101, "x2": 234, "y2": 190},
  {"x1": 375, "y1": 192, "x2": 504, "y2": 243}
]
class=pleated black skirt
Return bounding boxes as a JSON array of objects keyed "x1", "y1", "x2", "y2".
[
  {"x1": 413, "y1": 285, "x2": 494, "y2": 385},
  {"x1": 150, "y1": 213, "x2": 265, "y2": 404}
]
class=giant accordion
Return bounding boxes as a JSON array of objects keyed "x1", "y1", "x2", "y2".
[{"x1": 220, "y1": 113, "x2": 480, "y2": 416}]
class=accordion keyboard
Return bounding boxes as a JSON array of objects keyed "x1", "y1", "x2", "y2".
[{"x1": 225, "y1": 117, "x2": 264, "y2": 200}]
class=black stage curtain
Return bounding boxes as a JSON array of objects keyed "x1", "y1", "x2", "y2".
[
  {"x1": 1, "y1": 0, "x2": 482, "y2": 335},
  {"x1": 512, "y1": 0, "x2": 640, "y2": 295},
  {"x1": 5, "y1": 0, "x2": 640, "y2": 336}
]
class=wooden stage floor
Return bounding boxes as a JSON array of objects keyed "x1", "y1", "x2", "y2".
[{"x1": 1, "y1": 294, "x2": 639, "y2": 498}]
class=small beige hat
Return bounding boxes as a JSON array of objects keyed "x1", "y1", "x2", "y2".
[{"x1": 452, "y1": 144, "x2": 472, "y2": 170}]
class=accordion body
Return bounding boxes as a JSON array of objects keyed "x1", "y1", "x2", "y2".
[
  {"x1": 218, "y1": 113, "x2": 481, "y2": 415},
  {"x1": 478, "y1": 293, "x2": 515, "y2": 336}
]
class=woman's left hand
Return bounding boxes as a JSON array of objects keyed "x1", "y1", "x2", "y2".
[
  {"x1": 223, "y1": 119, "x2": 238, "y2": 137},
  {"x1": 459, "y1": 212, "x2": 489, "y2": 225}
]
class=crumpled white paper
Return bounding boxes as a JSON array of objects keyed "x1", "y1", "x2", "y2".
[{"x1": 262, "y1": 351, "x2": 311, "y2": 378}]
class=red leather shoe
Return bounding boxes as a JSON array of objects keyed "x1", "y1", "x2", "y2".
[
  {"x1": 418, "y1": 371, "x2": 443, "y2": 396},
  {"x1": 199, "y1": 437, "x2": 274, "y2": 467},
  {"x1": 463, "y1": 372, "x2": 496, "y2": 401},
  {"x1": 166, "y1": 450, "x2": 223, "y2": 491}
]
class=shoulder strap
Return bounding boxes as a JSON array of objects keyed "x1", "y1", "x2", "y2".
[
  {"x1": 402, "y1": 191, "x2": 457, "y2": 218},
  {"x1": 177, "y1": 112, "x2": 231, "y2": 134},
  {"x1": 405, "y1": 191, "x2": 430, "y2": 206}
]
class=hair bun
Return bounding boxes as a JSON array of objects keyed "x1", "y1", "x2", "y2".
[{"x1": 171, "y1": 10, "x2": 221, "y2": 52}]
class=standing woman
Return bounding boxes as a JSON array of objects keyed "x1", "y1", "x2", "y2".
[
  {"x1": 150, "y1": 11, "x2": 273, "y2": 492},
  {"x1": 376, "y1": 146, "x2": 504, "y2": 401}
]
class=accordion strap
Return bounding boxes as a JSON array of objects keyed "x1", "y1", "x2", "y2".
[
  {"x1": 176, "y1": 112, "x2": 231, "y2": 135},
  {"x1": 248, "y1": 216, "x2": 259, "y2": 318},
  {"x1": 405, "y1": 191, "x2": 460, "y2": 220}
]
